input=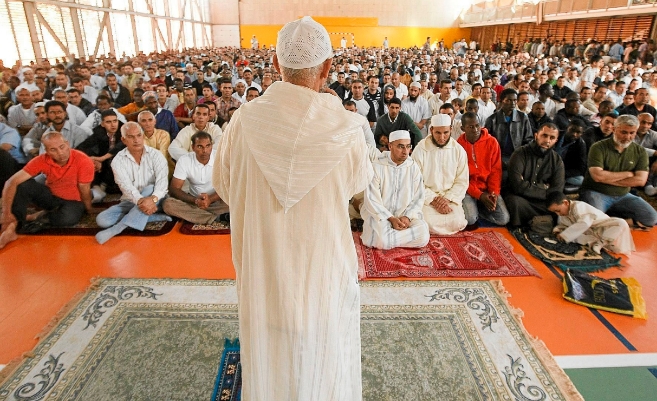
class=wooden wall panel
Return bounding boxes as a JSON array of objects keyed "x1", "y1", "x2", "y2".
[{"x1": 470, "y1": 15, "x2": 654, "y2": 51}]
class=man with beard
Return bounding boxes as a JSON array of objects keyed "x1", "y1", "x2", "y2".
[
  {"x1": 411, "y1": 114, "x2": 468, "y2": 234},
  {"x1": 580, "y1": 115, "x2": 657, "y2": 228},
  {"x1": 504, "y1": 123, "x2": 565, "y2": 227},
  {"x1": 41, "y1": 100, "x2": 92, "y2": 150},
  {"x1": 361, "y1": 130, "x2": 429, "y2": 249},
  {"x1": 401, "y1": 81, "x2": 431, "y2": 135},
  {"x1": 374, "y1": 97, "x2": 422, "y2": 148}
]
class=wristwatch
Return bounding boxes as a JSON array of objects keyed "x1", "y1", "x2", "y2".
[{"x1": 151, "y1": 195, "x2": 159, "y2": 203}]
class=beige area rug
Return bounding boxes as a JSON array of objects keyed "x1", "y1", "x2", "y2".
[{"x1": 0, "y1": 279, "x2": 583, "y2": 400}]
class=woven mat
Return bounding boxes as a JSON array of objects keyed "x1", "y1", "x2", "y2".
[
  {"x1": 510, "y1": 227, "x2": 621, "y2": 272},
  {"x1": 179, "y1": 221, "x2": 230, "y2": 235},
  {"x1": 354, "y1": 231, "x2": 539, "y2": 279},
  {"x1": 0, "y1": 279, "x2": 583, "y2": 401}
]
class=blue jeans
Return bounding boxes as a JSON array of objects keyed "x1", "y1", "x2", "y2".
[
  {"x1": 580, "y1": 190, "x2": 657, "y2": 227},
  {"x1": 462, "y1": 194, "x2": 511, "y2": 226},
  {"x1": 96, "y1": 185, "x2": 164, "y2": 230},
  {"x1": 565, "y1": 176, "x2": 584, "y2": 186}
]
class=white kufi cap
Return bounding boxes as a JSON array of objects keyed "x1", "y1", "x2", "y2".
[
  {"x1": 431, "y1": 114, "x2": 452, "y2": 127},
  {"x1": 276, "y1": 16, "x2": 333, "y2": 69},
  {"x1": 389, "y1": 130, "x2": 411, "y2": 142},
  {"x1": 409, "y1": 81, "x2": 421, "y2": 89}
]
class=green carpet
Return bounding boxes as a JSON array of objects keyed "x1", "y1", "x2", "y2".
[
  {"x1": 0, "y1": 279, "x2": 583, "y2": 400},
  {"x1": 565, "y1": 366, "x2": 657, "y2": 401}
]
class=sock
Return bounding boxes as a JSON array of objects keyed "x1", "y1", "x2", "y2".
[{"x1": 96, "y1": 223, "x2": 127, "y2": 245}]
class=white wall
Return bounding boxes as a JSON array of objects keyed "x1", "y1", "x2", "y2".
[{"x1": 237, "y1": 0, "x2": 463, "y2": 27}]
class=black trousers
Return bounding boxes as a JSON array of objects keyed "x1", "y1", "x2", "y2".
[
  {"x1": 0, "y1": 149, "x2": 19, "y2": 192},
  {"x1": 11, "y1": 179, "x2": 85, "y2": 227},
  {"x1": 504, "y1": 194, "x2": 551, "y2": 227}
]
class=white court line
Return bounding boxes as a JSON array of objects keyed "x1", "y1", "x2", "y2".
[{"x1": 555, "y1": 353, "x2": 657, "y2": 369}]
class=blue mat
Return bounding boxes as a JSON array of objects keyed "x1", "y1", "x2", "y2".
[{"x1": 211, "y1": 338, "x2": 242, "y2": 401}]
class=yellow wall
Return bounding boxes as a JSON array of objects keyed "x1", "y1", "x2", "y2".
[{"x1": 240, "y1": 24, "x2": 471, "y2": 49}]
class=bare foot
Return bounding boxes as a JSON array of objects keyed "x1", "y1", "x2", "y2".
[
  {"x1": 0, "y1": 222, "x2": 18, "y2": 249},
  {"x1": 26, "y1": 210, "x2": 47, "y2": 222}
]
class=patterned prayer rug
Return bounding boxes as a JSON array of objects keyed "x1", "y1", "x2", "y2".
[
  {"x1": 210, "y1": 339, "x2": 241, "y2": 401},
  {"x1": 179, "y1": 220, "x2": 230, "y2": 235},
  {"x1": 0, "y1": 279, "x2": 582, "y2": 401},
  {"x1": 510, "y1": 227, "x2": 621, "y2": 272},
  {"x1": 354, "y1": 231, "x2": 539, "y2": 279}
]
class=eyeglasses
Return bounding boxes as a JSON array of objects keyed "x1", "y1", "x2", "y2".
[{"x1": 394, "y1": 144, "x2": 413, "y2": 150}]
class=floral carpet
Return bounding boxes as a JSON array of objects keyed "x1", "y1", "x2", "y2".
[
  {"x1": 354, "y1": 231, "x2": 539, "y2": 279},
  {"x1": 179, "y1": 220, "x2": 230, "y2": 235},
  {"x1": 0, "y1": 279, "x2": 582, "y2": 400}
]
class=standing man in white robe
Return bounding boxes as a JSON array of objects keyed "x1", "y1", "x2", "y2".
[
  {"x1": 213, "y1": 16, "x2": 372, "y2": 401},
  {"x1": 361, "y1": 130, "x2": 429, "y2": 249},
  {"x1": 412, "y1": 114, "x2": 469, "y2": 234}
]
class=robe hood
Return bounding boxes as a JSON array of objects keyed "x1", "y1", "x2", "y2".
[{"x1": 237, "y1": 81, "x2": 366, "y2": 212}]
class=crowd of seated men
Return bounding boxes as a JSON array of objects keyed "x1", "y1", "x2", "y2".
[{"x1": 1, "y1": 38, "x2": 657, "y2": 251}]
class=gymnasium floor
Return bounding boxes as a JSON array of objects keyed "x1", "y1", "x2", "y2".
[{"x1": 0, "y1": 225, "x2": 656, "y2": 399}]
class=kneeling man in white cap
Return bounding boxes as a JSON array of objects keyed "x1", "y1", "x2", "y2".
[
  {"x1": 361, "y1": 130, "x2": 429, "y2": 249},
  {"x1": 412, "y1": 114, "x2": 469, "y2": 234}
]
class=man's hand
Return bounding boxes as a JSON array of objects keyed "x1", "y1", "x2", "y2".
[
  {"x1": 430, "y1": 196, "x2": 452, "y2": 214},
  {"x1": 195, "y1": 193, "x2": 211, "y2": 209},
  {"x1": 388, "y1": 216, "x2": 408, "y2": 230},
  {"x1": 400, "y1": 216, "x2": 412, "y2": 228},
  {"x1": 479, "y1": 192, "x2": 497, "y2": 211},
  {"x1": 92, "y1": 160, "x2": 102, "y2": 172},
  {"x1": 137, "y1": 196, "x2": 158, "y2": 215}
]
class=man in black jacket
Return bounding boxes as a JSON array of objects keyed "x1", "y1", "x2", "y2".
[
  {"x1": 103, "y1": 73, "x2": 132, "y2": 108},
  {"x1": 503, "y1": 123, "x2": 565, "y2": 227},
  {"x1": 76, "y1": 109, "x2": 124, "y2": 201},
  {"x1": 618, "y1": 88, "x2": 657, "y2": 131}
]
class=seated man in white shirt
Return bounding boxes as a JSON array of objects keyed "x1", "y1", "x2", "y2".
[
  {"x1": 95, "y1": 122, "x2": 170, "y2": 244},
  {"x1": 162, "y1": 131, "x2": 229, "y2": 225},
  {"x1": 411, "y1": 114, "x2": 469, "y2": 234},
  {"x1": 168, "y1": 103, "x2": 222, "y2": 161},
  {"x1": 361, "y1": 130, "x2": 429, "y2": 249}
]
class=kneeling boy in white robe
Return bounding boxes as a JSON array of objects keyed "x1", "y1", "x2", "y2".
[
  {"x1": 412, "y1": 114, "x2": 469, "y2": 234},
  {"x1": 362, "y1": 130, "x2": 430, "y2": 249},
  {"x1": 547, "y1": 191, "x2": 635, "y2": 255}
]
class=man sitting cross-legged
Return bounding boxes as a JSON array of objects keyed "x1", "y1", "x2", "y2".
[
  {"x1": 456, "y1": 112, "x2": 510, "y2": 227},
  {"x1": 95, "y1": 122, "x2": 170, "y2": 244},
  {"x1": 412, "y1": 114, "x2": 469, "y2": 234},
  {"x1": 361, "y1": 130, "x2": 429, "y2": 249},
  {"x1": 504, "y1": 123, "x2": 565, "y2": 227},
  {"x1": 162, "y1": 131, "x2": 229, "y2": 225},
  {"x1": 0, "y1": 132, "x2": 94, "y2": 248},
  {"x1": 579, "y1": 114, "x2": 657, "y2": 229}
]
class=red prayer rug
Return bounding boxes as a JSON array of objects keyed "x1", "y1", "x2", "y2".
[{"x1": 354, "y1": 231, "x2": 539, "y2": 279}]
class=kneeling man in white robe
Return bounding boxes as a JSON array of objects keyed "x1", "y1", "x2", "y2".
[
  {"x1": 361, "y1": 130, "x2": 429, "y2": 249},
  {"x1": 547, "y1": 191, "x2": 635, "y2": 255},
  {"x1": 412, "y1": 114, "x2": 469, "y2": 234}
]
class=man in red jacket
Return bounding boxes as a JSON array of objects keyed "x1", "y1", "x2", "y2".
[{"x1": 457, "y1": 112, "x2": 510, "y2": 226}]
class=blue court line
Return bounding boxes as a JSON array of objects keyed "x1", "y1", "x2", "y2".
[
  {"x1": 648, "y1": 367, "x2": 657, "y2": 380},
  {"x1": 541, "y1": 260, "x2": 638, "y2": 352}
]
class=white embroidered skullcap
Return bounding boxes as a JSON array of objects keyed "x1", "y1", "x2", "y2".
[
  {"x1": 15, "y1": 84, "x2": 31, "y2": 93},
  {"x1": 276, "y1": 16, "x2": 333, "y2": 69},
  {"x1": 235, "y1": 79, "x2": 247, "y2": 86},
  {"x1": 142, "y1": 91, "x2": 157, "y2": 100},
  {"x1": 21, "y1": 67, "x2": 33, "y2": 73},
  {"x1": 389, "y1": 130, "x2": 411, "y2": 143},
  {"x1": 409, "y1": 81, "x2": 421, "y2": 89},
  {"x1": 34, "y1": 101, "x2": 46, "y2": 108},
  {"x1": 431, "y1": 114, "x2": 452, "y2": 127}
]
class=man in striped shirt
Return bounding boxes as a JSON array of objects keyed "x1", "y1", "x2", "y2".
[{"x1": 95, "y1": 122, "x2": 170, "y2": 244}]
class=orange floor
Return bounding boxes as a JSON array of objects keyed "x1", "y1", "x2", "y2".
[{"x1": 0, "y1": 225, "x2": 655, "y2": 365}]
